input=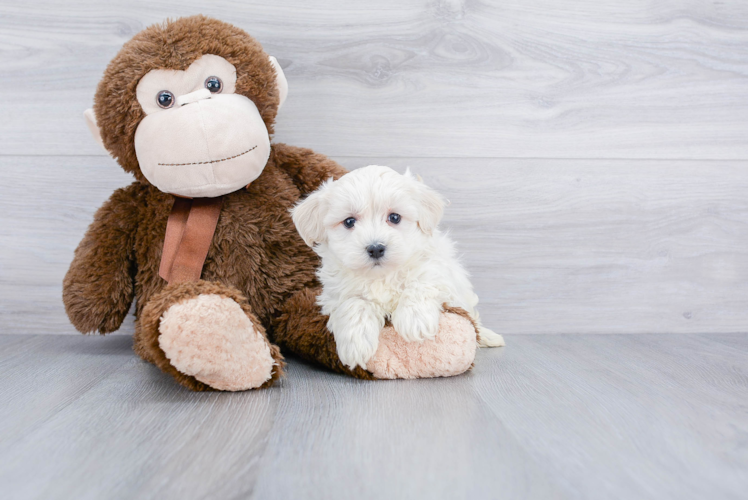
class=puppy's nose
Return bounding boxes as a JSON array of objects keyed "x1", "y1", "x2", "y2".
[{"x1": 367, "y1": 243, "x2": 386, "y2": 260}]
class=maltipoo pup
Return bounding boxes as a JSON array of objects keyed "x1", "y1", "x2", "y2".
[{"x1": 292, "y1": 165, "x2": 504, "y2": 370}]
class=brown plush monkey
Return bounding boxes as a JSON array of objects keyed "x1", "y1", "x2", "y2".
[{"x1": 63, "y1": 16, "x2": 478, "y2": 391}]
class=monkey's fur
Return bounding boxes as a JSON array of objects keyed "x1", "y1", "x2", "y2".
[{"x1": 63, "y1": 16, "x2": 477, "y2": 390}]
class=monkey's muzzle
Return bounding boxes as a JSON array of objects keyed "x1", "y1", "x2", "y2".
[{"x1": 134, "y1": 93, "x2": 271, "y2": 198}]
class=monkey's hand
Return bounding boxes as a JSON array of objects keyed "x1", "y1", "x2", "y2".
[{"x1": 63, "y1": 184, "x2": 143, "y2": 334}]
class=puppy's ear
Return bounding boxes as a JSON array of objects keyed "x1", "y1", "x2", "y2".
[
  {"x1": 407, "y1": 170, "x2": 446, "y2": 235},
  {"x1": 291, "y1": 181, "x2": 331, "y2": 247}
]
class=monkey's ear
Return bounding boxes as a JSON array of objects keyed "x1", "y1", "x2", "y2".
[
  {"x1": 83, "y1": 108, "x2": 107, "y2": 152},
  {"x1": 268, "y1": 56, "x2": 288, "y2": 110}
]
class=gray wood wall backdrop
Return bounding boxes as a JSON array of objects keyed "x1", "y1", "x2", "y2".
[{"x1": 1, "y1": 0, "x2": 747, "y2": 335}]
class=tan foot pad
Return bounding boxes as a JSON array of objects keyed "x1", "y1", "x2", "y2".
[
  {"x1": 159, "y1": 294, "x2": 275, "y2": 391},
  {"x1": 367, "y1": 312, "x2": 477, "y2": 380}
]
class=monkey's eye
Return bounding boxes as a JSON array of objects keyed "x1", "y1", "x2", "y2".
[
  {"x1": 388, "y1": 213, "x2": 402, "y2": 224},
  {"x1": 343, "y1": 217, "x2": 356, "y2": 229},
  {"x1": 156, "y1": 90, "x2": 174, "y2": 109},
  {"x1": 204, "y1": 76, "x2": 223, "y2": 93}
]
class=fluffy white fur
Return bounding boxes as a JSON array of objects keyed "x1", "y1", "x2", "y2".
[{"x1": 292, "y1": 165, "x2": 504, "y2": 370}]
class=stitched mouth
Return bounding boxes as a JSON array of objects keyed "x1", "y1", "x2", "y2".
[{"x1": 158, "y1": 145, "x2": 257, "y2": 166}]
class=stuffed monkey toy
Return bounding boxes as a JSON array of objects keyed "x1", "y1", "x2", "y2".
[{"x1": 63, "y1": 15, "x2": 478, "y2": 391}]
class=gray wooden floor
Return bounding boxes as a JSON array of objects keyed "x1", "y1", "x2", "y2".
[
  {"x1": 2, "y1": 1, "x2": 748, "y2": 498},
  {"x1": 0, "y1": 333, "x2": 746, "y2": 500}
]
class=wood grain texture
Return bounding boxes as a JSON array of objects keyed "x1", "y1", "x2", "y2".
[
  {"x1": 0, "y1": 335, "x2": 132, "y2": 448},
  {"x1": 3, "y1": 155, "x2": 748, "y2": 335},
  {"x1": 250, "y1": 359, "x2": 564, "y2": 500},
  {"x1": 0, "y1": 336, "x2": 280, "y2": 500},
  {"x1": 1, "y1": 0, "x2": 747, "y2": 158},
  {"x1": 470, "y1": 333, "x2": 748, "y2": 500},
  {"x1": 1, "y1": 333, "x2": 746, "y2": 499}
]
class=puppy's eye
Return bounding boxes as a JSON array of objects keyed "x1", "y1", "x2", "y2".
[
  {"x1": 156, "y1": 90, "x2": 174, "y2": 109},
  {"x1": 343, "y1": 217, "x2": 356, "y2": 229},
  {"x1": 204, "y1": 76, "x2": 223, "y2": 93},
  {"x1": 388, "y1": 213, "x2": 401, "y2": 224}
]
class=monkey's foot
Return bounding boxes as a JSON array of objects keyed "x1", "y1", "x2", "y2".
[
  {"x1": 366, "y1": 311, "x2": 477, "y2": 379},
  {"x1": 159, "y1": 294, "x2": 276, "y2": 391}
]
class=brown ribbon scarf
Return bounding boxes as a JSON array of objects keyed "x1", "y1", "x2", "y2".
[{"x1": 159, "y1": 196, "x2": 224, "y2": 284}]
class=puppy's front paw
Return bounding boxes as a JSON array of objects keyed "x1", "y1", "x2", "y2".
[
  {"x1": 334, "y1": 320, "x2": 381, "y2": 370},
  {"x1": 327, "y1": 299, "x2": 384, "y2": 370},
  {"x1": 392, "y1": 301, "x2": 441, "y2": 342}
]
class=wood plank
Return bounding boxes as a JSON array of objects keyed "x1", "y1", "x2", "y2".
[
  {"x1": 699, "y1": 332, "x2": 748, "y2": 353},
  {"x1": 471, "y1": 334, "x2": 748, "y2": 499},
  {"x1": 0, "y1": 335, "x2": 133, "y2": 447},
  {"x1": 2, "y1": 333, "x2": 745, "y2": 499},
  {"x1": 0, "y1": 336, "x2": 280, "y2": 500},
  {"x1": 1, "y1": 1, "x2": 747, "y2": 158},
  {"x1": 3, "y1": 155, "x2": 748, "y2": 335},
  {"x1": 250, "y1": 360, "x2": 566, "y2": 500}
]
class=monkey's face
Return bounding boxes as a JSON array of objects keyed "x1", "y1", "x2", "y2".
[
  {"x1": 86, "y1": 16, "x2": 289, "y2": 194},
  {"x1": 131, "y1": 54, "x2": 274, "y2": 198}
]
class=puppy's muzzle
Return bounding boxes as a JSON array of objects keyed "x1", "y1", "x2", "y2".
[{"x1": 366, "y1": 243, "x2": 386, "y2": 260}]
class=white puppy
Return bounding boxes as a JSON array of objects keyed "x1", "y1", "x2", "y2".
[{"x1": 292, "y1": 165, "x2": 504, "y2": 370}]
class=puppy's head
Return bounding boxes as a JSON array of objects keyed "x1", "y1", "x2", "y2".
[{"x1": 292, "y1": 165, "x2": 446, "y2": 272}]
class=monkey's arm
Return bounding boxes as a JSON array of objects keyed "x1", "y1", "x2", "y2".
[
  {"x1": 270, "y1": 143, "x2": 348, "y2": 195},
  {"x1": 63, "y1": 183, "x2": 143, "y2": 334}
]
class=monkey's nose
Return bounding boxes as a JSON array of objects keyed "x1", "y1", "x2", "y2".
[
  {"x1": 176, "y1": 88, "x2": 212, "y2": 107},
  {"x1": 366, "y1": 243, "x2": 386, "y2": 260}
]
